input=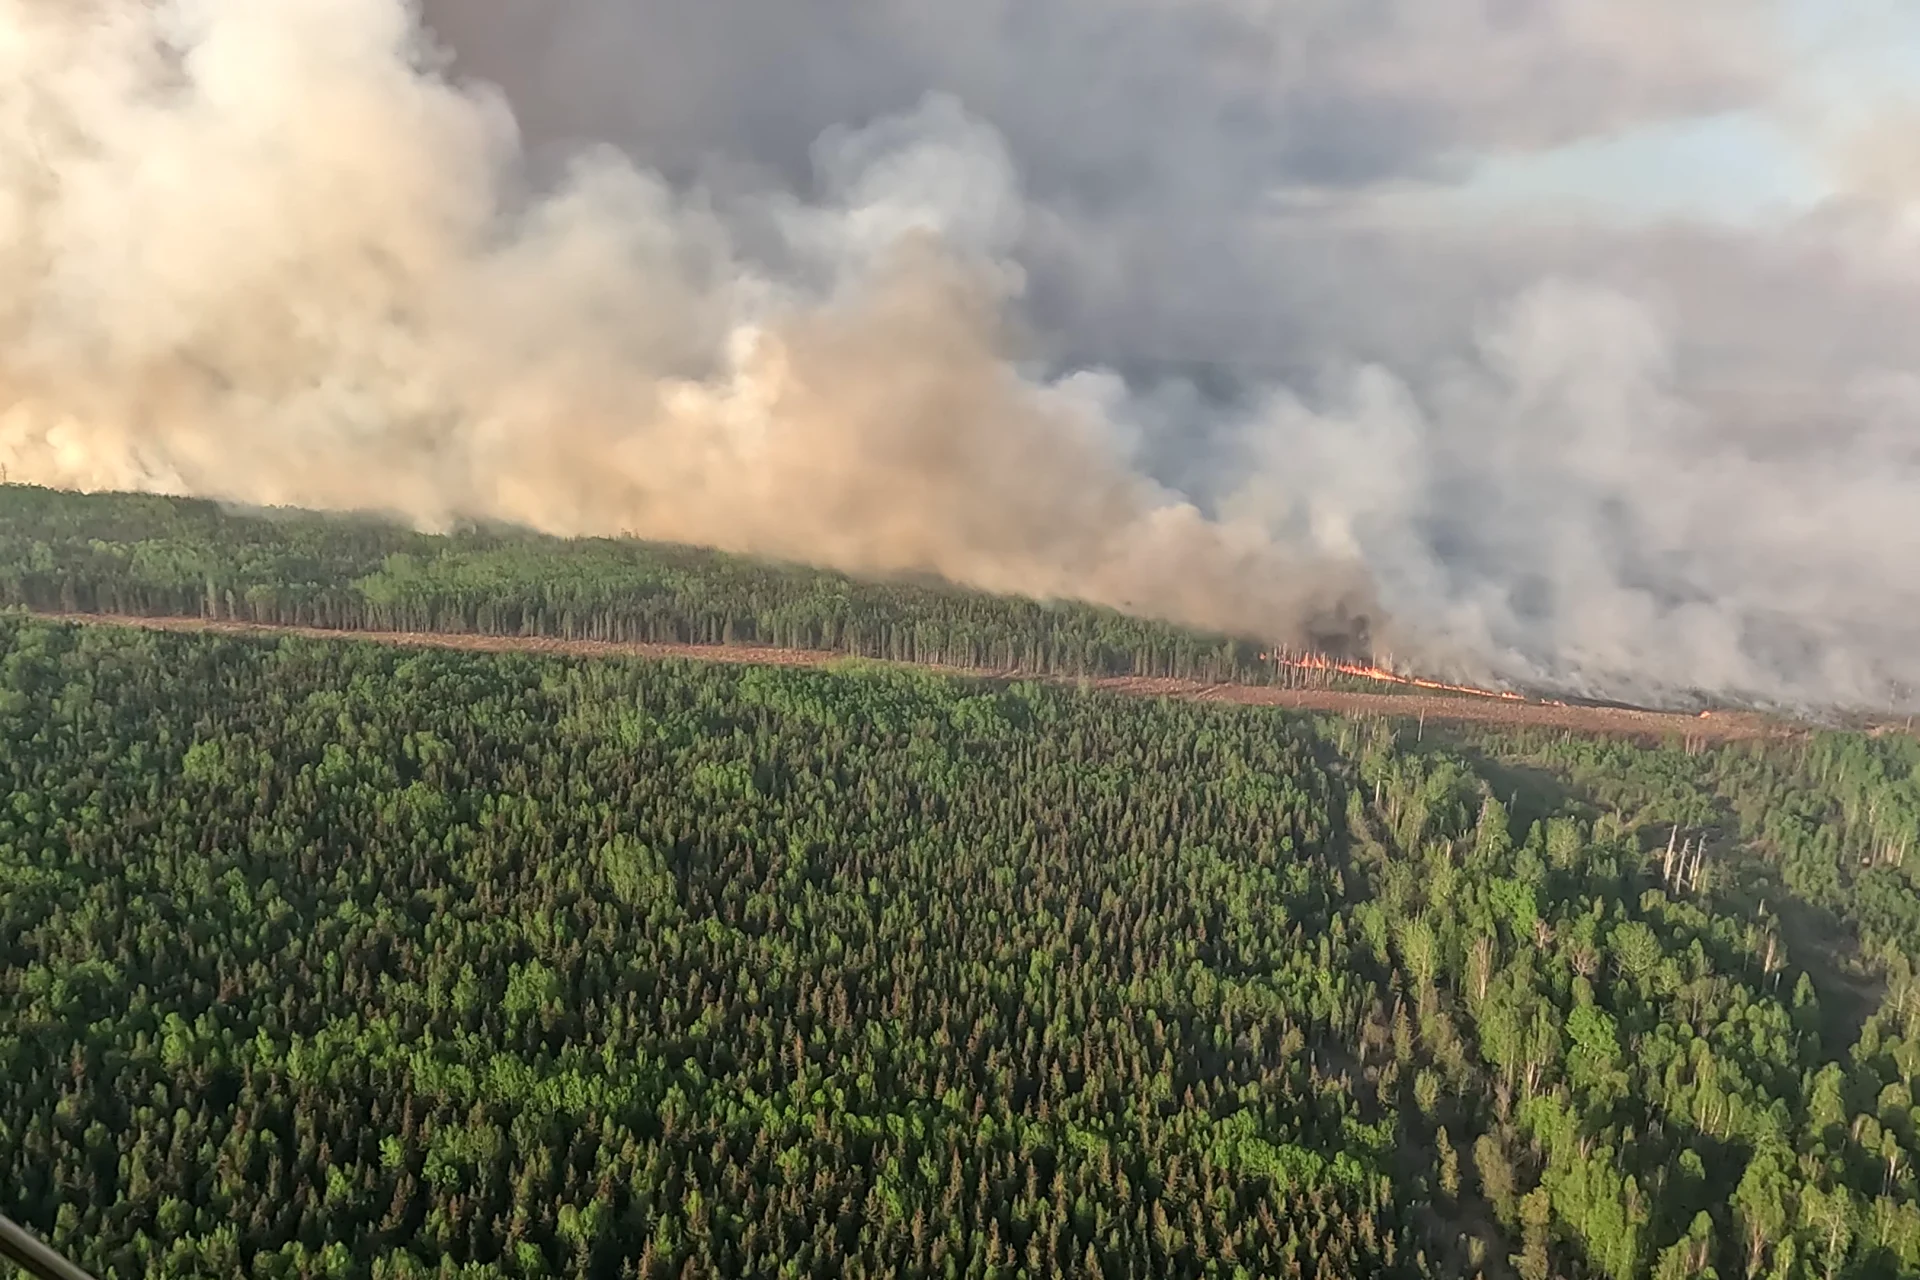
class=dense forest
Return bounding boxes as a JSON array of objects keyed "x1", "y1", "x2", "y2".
[
  {"x1": 0, "y1": 485, "x2": 1310, "y2": 684},
  {"x1": 3, "y1": 616, "x2": 1918, "y2": 1279}
]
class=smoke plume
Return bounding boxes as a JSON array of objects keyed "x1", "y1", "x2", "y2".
[
  {"x1": 0, "y1": 0, "x2": 1379, "y2": 653},
  {"x1": 4, "y1": 0, "x2": 1920, "y2": 709}
]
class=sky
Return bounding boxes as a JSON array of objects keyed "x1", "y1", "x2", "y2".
[
  {"x1": 1440, "y1": 113, "x2": 1828, "y2": 226},
  {"x1": 1446, "y1": 0, "x2": 1920, "y2": 225}
]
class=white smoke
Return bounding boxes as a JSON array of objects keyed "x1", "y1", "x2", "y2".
[
  {"x1": 0, "y1": 0, "x2": 1377, "y2": 653},
  {"x1": 1226, "y1": 280, "x2": 1920, "y2": 707},
  {"x1": 5, "y1": 0, "x2": 1920, "y2": 711}
]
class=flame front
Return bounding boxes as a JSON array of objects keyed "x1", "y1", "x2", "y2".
[{"x1": 1262, "y1": 650, "x2": 1530, "y2": 702}]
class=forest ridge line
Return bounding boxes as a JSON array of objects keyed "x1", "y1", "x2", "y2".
[
  {"x1": 0, "y1": 485, "x2": 1883, "y2": 735},
  {"x1": 25, "y1": 609, "x2": 1794, "y2": 744}
]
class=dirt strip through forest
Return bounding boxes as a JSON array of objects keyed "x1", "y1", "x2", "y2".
[{"x1": 32, "y1": 611, "x2": 1797, "y2": 742}]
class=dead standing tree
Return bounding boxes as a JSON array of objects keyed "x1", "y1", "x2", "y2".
[{"x1": 1659, "y1": 826, "x2": 1710, "y2": 896}]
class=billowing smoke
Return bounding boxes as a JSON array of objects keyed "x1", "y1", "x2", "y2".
[
  {"x1": 1225, "y1": 283, "x2": 1920, "y2": 707},
  {"x1": 0, "y1": 0, "x2": 1379, "y2": 654},
  {"x1": 4, "y1": 0, "x2": 1920, "y2": 710}
]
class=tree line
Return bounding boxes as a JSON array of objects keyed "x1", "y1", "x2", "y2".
[{"x1": 0, "y1": 485, "x2": 1314, "y2": 685}]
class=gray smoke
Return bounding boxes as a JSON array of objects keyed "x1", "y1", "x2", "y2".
[{"x1": 4, "y1": 0, "x2": 1920, "y2": 709}]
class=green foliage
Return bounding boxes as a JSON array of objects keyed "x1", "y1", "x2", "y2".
[
  {"x1": 0, "y1": 484, "x2": 1293, "y2": 684},
  {"x1": 0, "y1": 618, "x2": 1424, "y2": 1279},
  {"x1": 595, "y1": 835, "x2": 676, "y2": 913},
  {"x1": 1, "y1": 487, "x2": 1919, "y2": 1279}
]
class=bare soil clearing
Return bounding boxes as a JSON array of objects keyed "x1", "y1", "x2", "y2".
[{"x1": 34, "y1": 611, "x2": 1794, "y2": 742}]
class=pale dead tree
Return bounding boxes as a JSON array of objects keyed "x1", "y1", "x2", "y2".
[
  {"x1": 1890, "y1": 972, "x2": 1920, "y2": 1037},
  {"x1": 1661, "y1": 825, "x2": 1679, "y2": 888},
  {"x1": 1533, "y1": 918, "x2": 1555, "y2": 950},
  {"x1": 1468, "y1": 936, "x2": 1495, "y2": 1004},
  {"x1": 1681, "y1": 836, "x2": 1708, "y2": 896},
  {"x1": 1568, "y1": 942, "x2": 1599, "y2": 979},
  {"x1": 1663, "y1": 835, "x2": 1698, "y2": 894},
  {"x1": 1820, "y1": 1191, "x2": 1851, "y2": 1280},
  {"x1": 1682, "y1": 976, "x2": 1712, "y2": 1024},
  {"x1": 1746, "y1": 1213, "x2": 1773, "y2": 1280}
]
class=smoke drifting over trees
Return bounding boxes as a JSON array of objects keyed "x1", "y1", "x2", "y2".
[{"x1": 3, "y1": 0, "x2": 1919, "y2": 707}]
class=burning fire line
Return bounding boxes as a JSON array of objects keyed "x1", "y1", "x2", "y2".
[{"x1": 1262, "y1": 651, "x2": 1530, "y2": 702}]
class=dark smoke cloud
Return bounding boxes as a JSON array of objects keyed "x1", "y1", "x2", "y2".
[{"x1": 418, "y1": 0, "x2": 1776, "y2": 199}]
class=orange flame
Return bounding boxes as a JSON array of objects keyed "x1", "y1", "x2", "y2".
[{"x1": 1261, "y1": 650, "x2": 1528, "y2": 702}]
